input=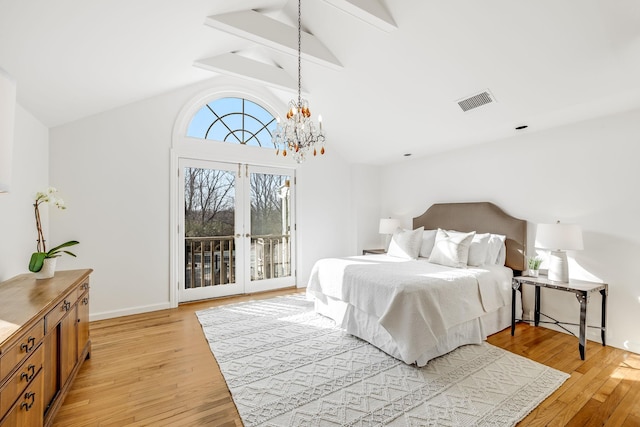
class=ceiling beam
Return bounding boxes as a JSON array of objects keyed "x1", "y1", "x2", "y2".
[
  {"x1": 205, "y1": 10, "x2": 342, "y2": 70},
  {"x1": 193, "y1": 53, "x2": 302, "y2": 94},
  {"x1": 323, "y1": 0, "x2": 396, "y2": 32}
]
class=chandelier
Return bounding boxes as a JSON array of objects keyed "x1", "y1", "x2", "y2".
[{"x1": 272, "y1": 0, "x2": 326, "y2": 163}]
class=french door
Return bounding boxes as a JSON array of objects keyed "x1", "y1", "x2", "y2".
[{"x1": 178, "y1": 159, "x2": 295, "y2": 302}]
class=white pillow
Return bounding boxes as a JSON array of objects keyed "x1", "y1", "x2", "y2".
[
  {"x1": 496, "y1": 242, "x2": 507, "y2": 266},
  {"x1": 387, "y1": 226, "x2": 424, "y2": 259},
  {"x1": 429, "y1": 229, "x2": 475, "y2": 268},
  {"x1": 419, "y1": 229, "x2": 438, "y2": 258},
  {"x1": 467, "y1": 232, "x2": 491, "y2": 266},
  {"x1": 485, "y1": 234, "x2": 506, "y2": 265}
]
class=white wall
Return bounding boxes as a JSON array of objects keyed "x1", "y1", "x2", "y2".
[
  {"x1": 377, "y1": 107, "x2": 640, "y2": 354},
  {"x1": 297, "y1": 154, "x2": 353, "y2": 282},
  {"x1": 350, "y1": 164, "x2": 382, "y2": 254},
  {"x1": 0, "y1": 105, "x2": 49, "y2": 281},
  {"x1": 49, "y1": 78, "x2": 354, "y2": 319}
]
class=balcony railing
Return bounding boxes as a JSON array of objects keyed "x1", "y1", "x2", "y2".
[{"x1": 185, "y1": 235, "x2": 290, "y2": 289}]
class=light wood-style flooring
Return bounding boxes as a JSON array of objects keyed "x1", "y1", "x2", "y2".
[{"x1": 53, "y1": 289, "x2": 640, "y2": 426}]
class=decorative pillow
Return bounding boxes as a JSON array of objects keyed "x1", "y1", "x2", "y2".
[
  {"x1": 429, "y1": 229, "x2": 475, "y2": 268},
  {"x1": 387, "y1": 226, "x2": 424, "y2": 259},
  {"x1": 467, "y1": 232, "x2": 491, "y2": 266},
  {"x1": 419, "y1": 229, "x2": 438, "y2": 258},
  {"x1": 485, "y1": 234, "x2": 506, "y2": 265}
]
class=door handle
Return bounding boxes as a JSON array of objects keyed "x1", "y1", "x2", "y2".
[
  {"x1": 245, "y1": 233, "x2": 251, "y2": 238},
  {"x1": 235, "y1": 234, "x2": 241, "y2": 238}
]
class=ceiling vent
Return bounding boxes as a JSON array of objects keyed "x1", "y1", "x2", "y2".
[{"x1": 456, "y1": 90, "x2": 495, "y2": 112}]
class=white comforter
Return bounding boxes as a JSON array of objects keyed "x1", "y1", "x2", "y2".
[{"x1": 307, "y1": 254, "x2": 512, "y2": 364}]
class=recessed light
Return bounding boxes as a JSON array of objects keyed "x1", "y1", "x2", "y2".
[{"x1": 515, "y1": 125, "x2": 528, "y2": 130}]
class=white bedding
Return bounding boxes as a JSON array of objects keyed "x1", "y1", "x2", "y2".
[{"x1": 307, "y1": 254, "x2": 515, "y2": 366}]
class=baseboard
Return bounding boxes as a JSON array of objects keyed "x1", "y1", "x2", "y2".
[
  {"x1": 91, "y1": 287, "x2": 307, "y2": 321},
  {"x1": 90, "y1": 302, "x2": 172, "y2": 321}
]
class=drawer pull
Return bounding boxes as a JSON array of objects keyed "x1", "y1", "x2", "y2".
[
  {"x1": 20, "y1": 392, "x2": 36, "y2": 412},
  {"x1": 82, "y1": 296, "x2": 89, "y2": 305},
  {"x1": 20, "y1": 364, "x2": 37, "y2": 382},
  {"x1": 62, "y1": 300, "x2": 71, "y2": 311},
  {"x1": 20, "y1": 336, "x2": 36, "y2": 353},
  {"x1": 82, "y1": 282, "x2": 90, "y2": 290}
]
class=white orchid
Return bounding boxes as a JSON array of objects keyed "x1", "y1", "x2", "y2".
[
  {"x1": 29, "y1": 187, "x2": 79, "y2": 273},
  {"x1": 35, "y1": 187, "x2": 63, "y2": 205},
  {"x1": 54, "y1": 198, "x2": 66, "y2": 209}
]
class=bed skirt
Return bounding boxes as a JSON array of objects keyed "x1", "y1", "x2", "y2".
[{"x1": 313, "y1": 291, "x2": 522, "y2": 367}]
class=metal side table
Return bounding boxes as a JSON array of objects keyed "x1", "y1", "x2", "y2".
[{"x1": 511, "y1": 275, "x2": 608, "y2": 360}]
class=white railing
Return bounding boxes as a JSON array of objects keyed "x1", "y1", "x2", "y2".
[{"x1": 185, "y1": 235, "x2": 290, "y2": 288}]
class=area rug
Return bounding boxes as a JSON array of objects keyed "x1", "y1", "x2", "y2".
[{"x1": 196, "y1": 295, "x2": 569, "y2": 426}]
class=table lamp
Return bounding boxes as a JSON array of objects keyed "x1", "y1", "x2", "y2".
[
  {"x1": 379, "y1": 218, "x2": 401, "y2": 250},
  {"x1": 535, "y1": 221, "x2": 583, "y2": 282}
]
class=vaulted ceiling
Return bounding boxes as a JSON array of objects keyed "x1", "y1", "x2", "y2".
[{"x1": 1, "y1": 0, "x2": 639, "y2": 164}]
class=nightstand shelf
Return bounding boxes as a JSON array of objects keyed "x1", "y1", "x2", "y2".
[
  {"x1": 362, "y1": 248, "x2": 386, "y2": 255},
  {"x1": 511, "y1": 275, "x2": 608, "y2": 360}
]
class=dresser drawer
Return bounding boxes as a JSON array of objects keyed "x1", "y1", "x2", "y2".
[
  {"x1": 0, "y1": 319, "x2": 44, "y2": 381},
  {"x1": 0, "y1": 343, "x2": 43, "y2": 417},
  {"x1": 0, "y1": 369, "x2": 44, "y2": 427},
  {"x1": 44, "y1": 290, "x2": 78, "y2": 333},
  {"x1": 77, "y1": 280, "x2": 90, "y2": 294}
]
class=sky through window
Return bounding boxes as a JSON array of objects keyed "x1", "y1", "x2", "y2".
[{"x1": 187, "y1": 97, "x2": 277, "y2": 148}]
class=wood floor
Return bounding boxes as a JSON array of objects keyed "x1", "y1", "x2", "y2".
[{"x1": 53, "y1": 289, "x2": 640, "y2": 426}]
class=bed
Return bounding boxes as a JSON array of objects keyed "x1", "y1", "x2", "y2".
[{"x1": 306, "y1": 202, "x2": 527, "y2": 366}]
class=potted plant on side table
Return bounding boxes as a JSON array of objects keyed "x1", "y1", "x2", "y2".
[
  {"x1": 527, "y1": 256, "x2": 543, "y2": 278},
  {"x1": 28, "y1": 187, "x2": 79, "y2": 279}
]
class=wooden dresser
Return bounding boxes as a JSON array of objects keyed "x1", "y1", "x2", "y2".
[{"x1": 0, "y1": 269, "x2": 92, "y2": 426}]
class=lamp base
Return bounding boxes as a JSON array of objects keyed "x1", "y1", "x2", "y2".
[
  {"x1": 548, "y1": 250, "x2": 569, "y2": 282},
  {"x1": 381, "y1": 234, "x2": 391, "y2": 251}
]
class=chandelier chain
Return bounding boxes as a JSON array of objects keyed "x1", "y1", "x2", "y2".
[
  {"x1": 271, "y1": 0, "x2": 325, "y2": 163},
  {"x1": 297, "y1": 0, "x2": 302, "y2": 108}
]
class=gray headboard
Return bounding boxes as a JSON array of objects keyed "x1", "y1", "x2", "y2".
[{"x1": 413, "y1": 202, "x2": 527, "y2": 272}]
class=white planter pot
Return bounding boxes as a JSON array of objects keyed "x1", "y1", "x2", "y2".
[{"x1": 34, "y1": 257, "x2": 57, "y2": 279}]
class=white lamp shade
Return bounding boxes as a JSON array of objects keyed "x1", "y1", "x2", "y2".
[
  {"x1": 0, "y1": 67, "x2": 16, "y2": 193},
  {"x1": 535, "y1": 223, "x2": 584, "y2": 250},
  {"x1": 379, "y1": 218, "x2": 401, "y2": 234}
]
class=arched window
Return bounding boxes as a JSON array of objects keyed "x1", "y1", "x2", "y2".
[{"x1": 186, "y1": 97, "x2": 277, "y2": 148}]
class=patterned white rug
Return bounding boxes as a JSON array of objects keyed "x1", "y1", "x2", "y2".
[{"x1": 196, "y1": 295, "x2": 569, "y2": 426}]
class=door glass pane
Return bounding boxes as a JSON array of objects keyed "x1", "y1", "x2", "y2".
[
  {"x1": 184, "y1": 167, "x2": 236, "y2": 288},
  {"x1": 250, "y1": 173, "x2": 291, "y2": 281}
]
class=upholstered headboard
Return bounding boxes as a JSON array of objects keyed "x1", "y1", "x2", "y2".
[{"x1": 413, "y1": 202, "x2": 527, "y2": 272}]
